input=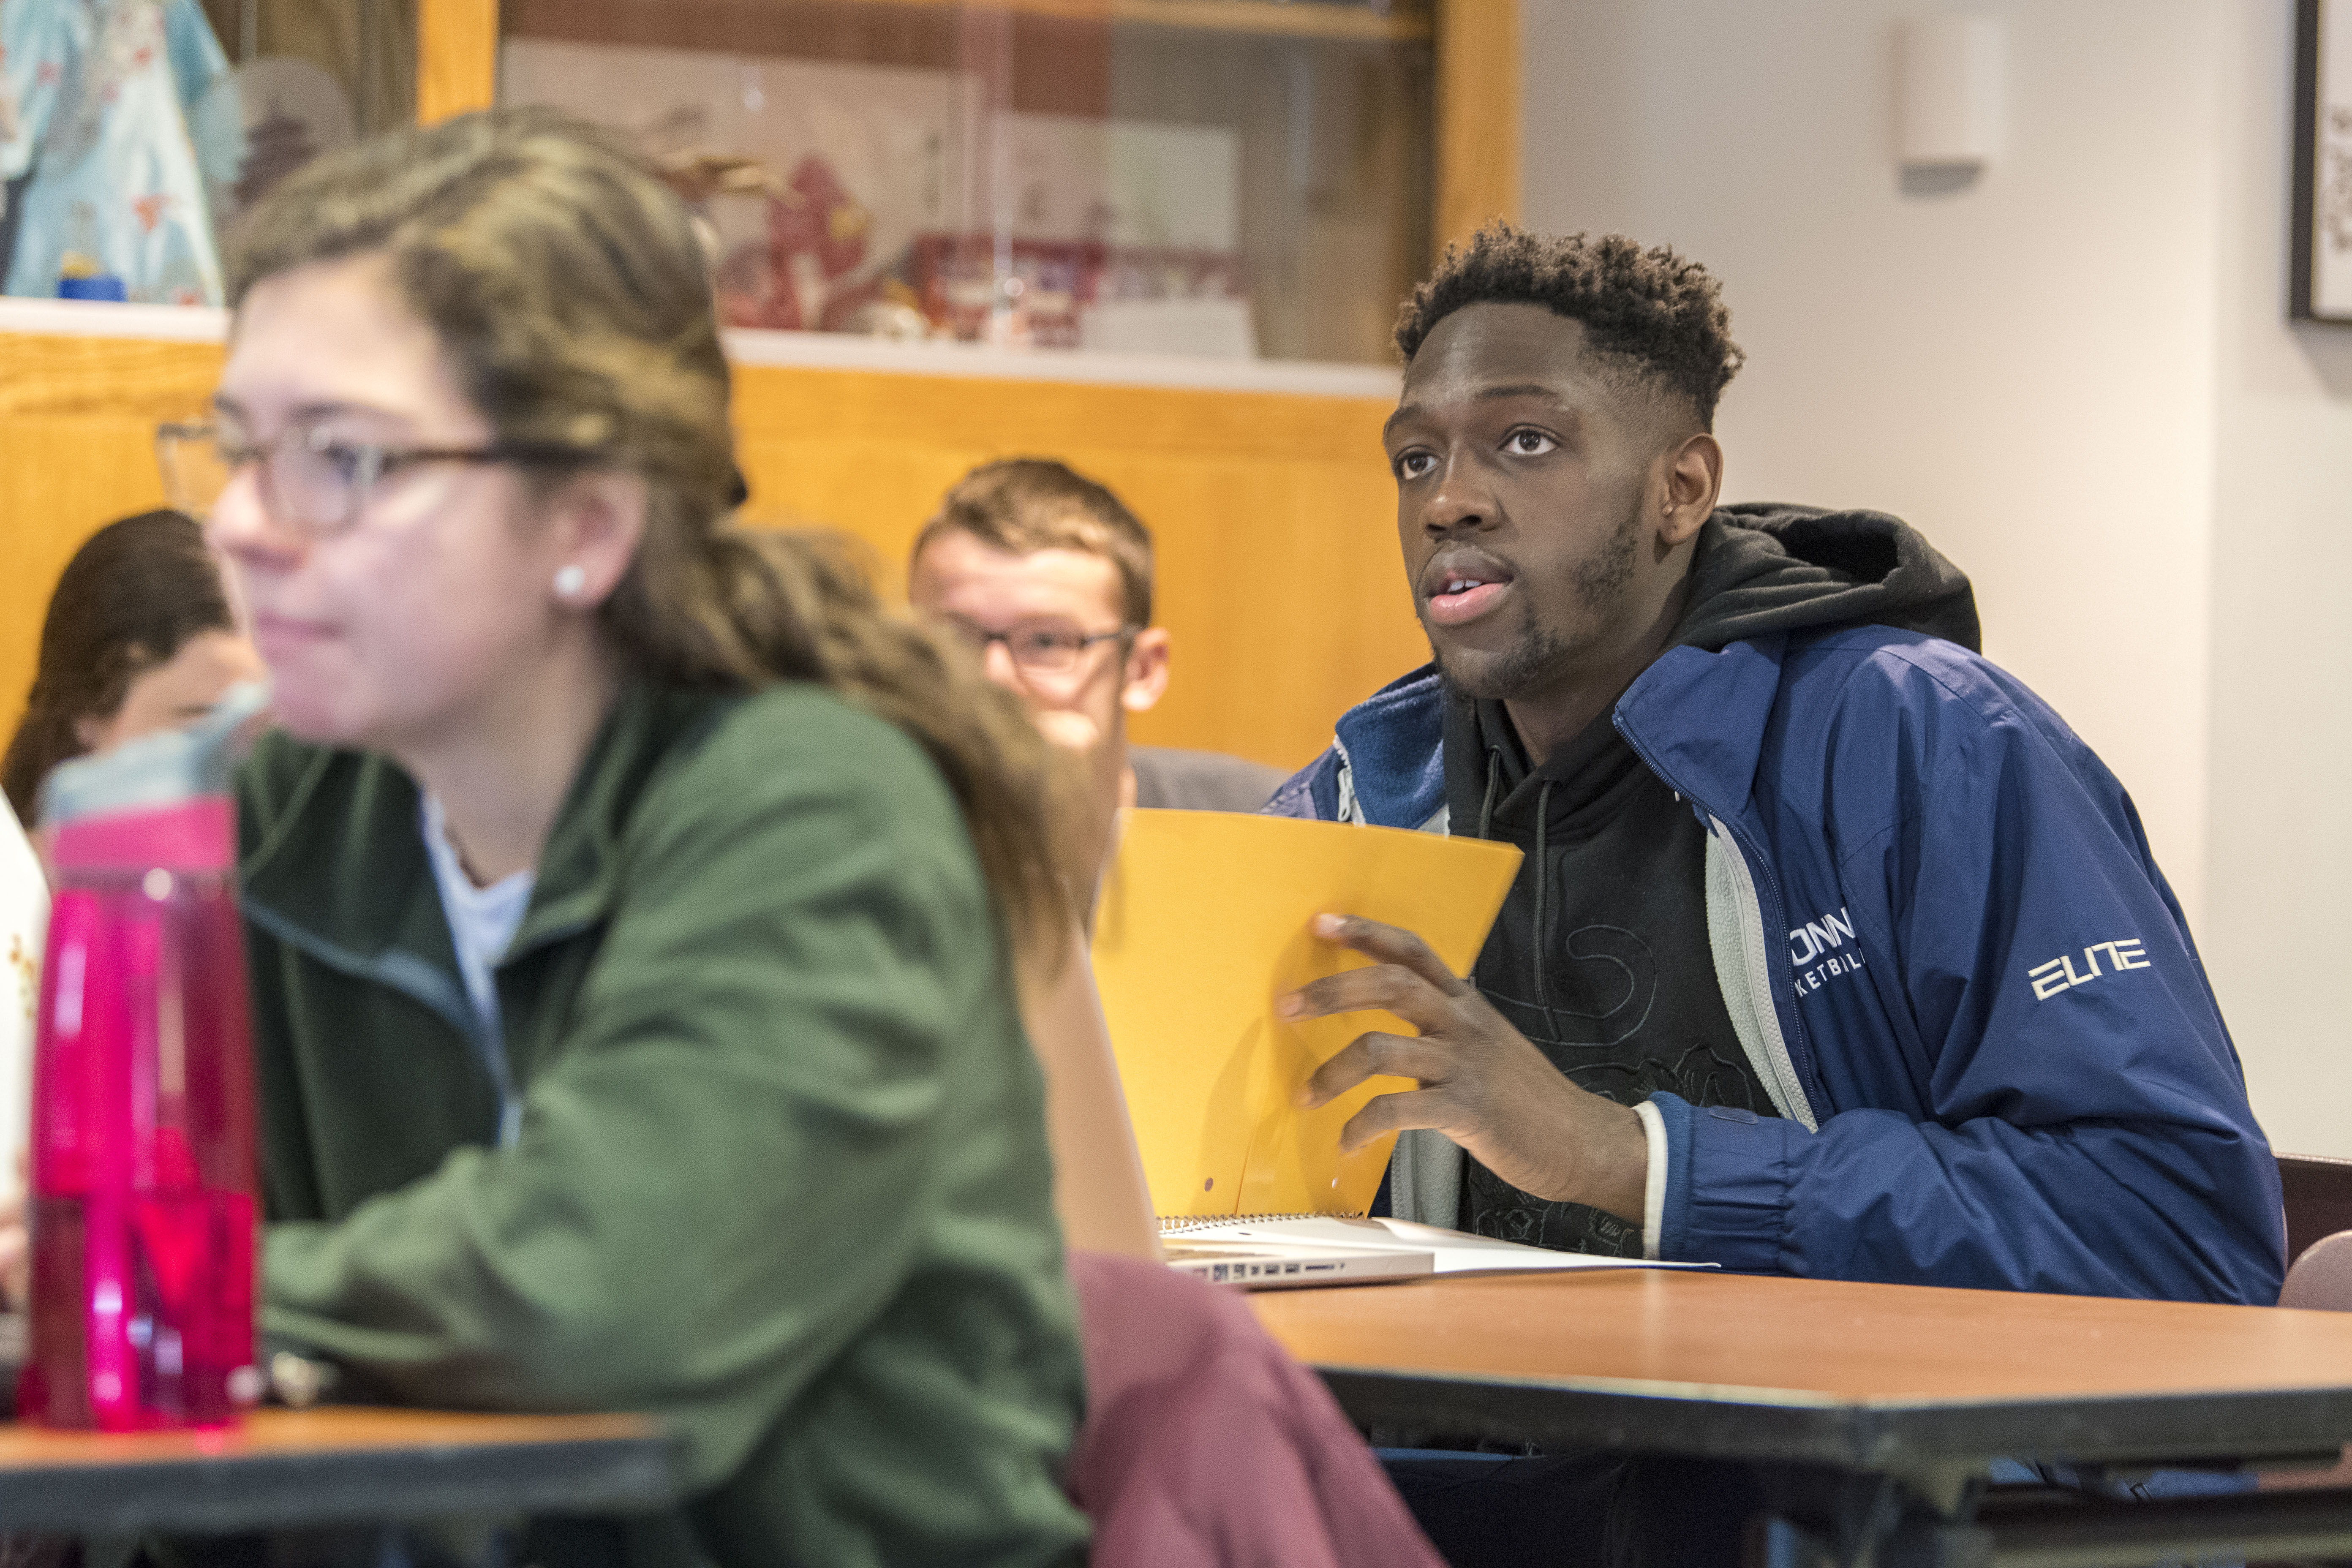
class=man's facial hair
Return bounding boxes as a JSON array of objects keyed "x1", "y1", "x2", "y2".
[{"x1": 1429, "y1": 496, "x2": 1645, "y2": 700}]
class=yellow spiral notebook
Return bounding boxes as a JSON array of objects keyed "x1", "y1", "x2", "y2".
[{"x1": 1089, "y1": 809, "x2": 1522, "y2": 1223}]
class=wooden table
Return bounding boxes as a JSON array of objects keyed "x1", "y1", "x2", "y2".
[
  {"x1": 0, "y1": 1407, "x2": 678, "y2": 1540},
  {"x1": 1252, "y1": 1269, "x2": 2352, "y2": 1567}
]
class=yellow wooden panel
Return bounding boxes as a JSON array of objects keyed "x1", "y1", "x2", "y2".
[
  {"x1": 0, "y1": 335, "x2": 224, "y2": 419},
  {"x1": 418, "y1": 0, "x2": 500, "y2": 123},
  {"x1": 0, "y1": 335, "x2": 1423, "y2": 777},
  {"x1": 1434, "y1": 0, "x2": 1522, "y2": 251},
  {"x1": 731, "y1": 363, "x2": 1424, "y2": 771}
]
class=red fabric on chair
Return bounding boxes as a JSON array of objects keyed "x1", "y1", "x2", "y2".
[{"x1": 1064, "y1": 1250, "x2": 1447, "y2": 1568}]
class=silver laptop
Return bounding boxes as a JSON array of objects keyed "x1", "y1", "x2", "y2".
[{"x1": 1160, "y1": 1217, "x2": 1435, "y2": 1290}]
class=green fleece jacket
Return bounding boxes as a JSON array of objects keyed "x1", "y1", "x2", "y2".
[{"x1": 238, "y1": 679, "x2": 1090, "y2": 1568}]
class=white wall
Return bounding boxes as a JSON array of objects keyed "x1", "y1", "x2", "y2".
[
  {"x1": 1525, "y1": 0, "x2": 2352, "y2": 1155},
  {"x1": 2203, "y1": 4, "x2": 2352, "y2": 1158},
  {"x1": 1523, "y1": 0, "x2": 2227, "y2": 921}
]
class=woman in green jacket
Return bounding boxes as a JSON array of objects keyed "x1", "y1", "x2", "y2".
[{"x1": 201, "y1": 109, "x2": 1090, "y2": 1567}]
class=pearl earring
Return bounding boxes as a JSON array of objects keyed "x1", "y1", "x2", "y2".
[{"x1": 553, "y1": 564, "x2": 587, "y2": 599}]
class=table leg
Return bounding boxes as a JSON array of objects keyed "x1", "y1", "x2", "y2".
[{"x1": 1743, "y1": 1467, "x2": 1996, "y2": 1568}]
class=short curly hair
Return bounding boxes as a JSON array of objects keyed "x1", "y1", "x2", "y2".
[{"x1": 1395, "y1": 224, "x2": 1745, "y2": 428}]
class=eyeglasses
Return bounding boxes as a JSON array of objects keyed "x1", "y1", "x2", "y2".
[
  {"x1": 942, "y1": 617, "x2": 1136, "y2": 678},
  {"x1": 155, "y1": 420, "x2": 597, "y2": 537}
]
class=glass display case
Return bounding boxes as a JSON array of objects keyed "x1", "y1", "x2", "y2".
[
  {"x1": 0, "y1": 1, "x2": 1511, "y2": 798},
  {"x1": 494, "y1": 0, "x2": 1437, "y2": 366}
]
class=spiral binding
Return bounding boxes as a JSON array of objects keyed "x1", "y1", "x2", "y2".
[{"x1": 1157, "y1": 1211, "x2": 1366, "y2": 1236}]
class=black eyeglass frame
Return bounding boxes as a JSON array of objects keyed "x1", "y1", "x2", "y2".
[
  {"x1": 945, "y1": 618, "x2": 1141, "y2": 679},
  {"x1": 156, "y1": 419, "x2": 604, "y2": 536}
]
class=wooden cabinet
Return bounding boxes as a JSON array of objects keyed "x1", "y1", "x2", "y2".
[
  {"x1": 0, "y1": 0, "x2": 1519, "y2": 772},
  {"x1": 488, "y1": 0, "x2": 1502, "y2": 366},
  {"x1": 422, "y1": 0, "x2": 1517, "y2": 254}
]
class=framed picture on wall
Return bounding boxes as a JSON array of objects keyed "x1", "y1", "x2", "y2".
[{"x1": 2296, "y1": 0, "x2": 2352, "y2": 321}]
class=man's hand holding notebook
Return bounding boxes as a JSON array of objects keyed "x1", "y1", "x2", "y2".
[{"x1": 1092, "y1": 811, "x2": 1711, "y2": 1287}]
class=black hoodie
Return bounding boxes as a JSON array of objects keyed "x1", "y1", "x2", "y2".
[{"x1": 1444, "y1": 503, "x2": 1978, "y2": 1254}]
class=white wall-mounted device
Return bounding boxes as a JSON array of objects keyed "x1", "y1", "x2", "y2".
[{"x1": 1895, "y1": 15, "x2": 2004, "y2": 174}]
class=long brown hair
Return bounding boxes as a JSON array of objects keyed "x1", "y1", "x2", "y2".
[
  {"x1": 225, "y1": 109, "x2": 1074, "y2": 952},
  {"x1": 3, "y1": 510, "x2": 235, "y2": 825}
]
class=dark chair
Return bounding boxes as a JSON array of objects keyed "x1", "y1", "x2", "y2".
[
  {"x1": 2280, "y1": 1154, "x2": 2352, "y2": 1270},
  {"x1": 2281, "y1": 1231, "x2": 2352, "y2": 1313}
]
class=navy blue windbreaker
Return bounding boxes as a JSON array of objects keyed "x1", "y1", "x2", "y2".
[{"x1": 1269, "y1": 626, "x2": 2285, "y2": 1305}]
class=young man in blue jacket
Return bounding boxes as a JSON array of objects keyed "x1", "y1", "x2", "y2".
[{"x1": 1273, "y1": 223, "x2": 2284, "y2": 1310}]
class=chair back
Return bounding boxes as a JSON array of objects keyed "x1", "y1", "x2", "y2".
[
  {"x1": 2280, "y1": 1154, "x2": 2352, "y2": 1269},
  {"x1": 1064, "y1": 1250, "x2": 1445, "y2": 1568},
  {"x1": 2279, "y1": 1230, "x2": 2352, "y2": 1312}
]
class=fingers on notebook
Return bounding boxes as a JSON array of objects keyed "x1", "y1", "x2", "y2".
[
  {"x1": 1306, "y1": 914, "x2": 1472, "y2": 996},
  {"x1": 1337, "y1": 1086, "x2": 1451, "y2": 1153},
  {"x1": 1299, "y1": 1029, "x2": 1448, "y2": 1106},
  {"x1": 1280, "y1": 962, "x2": 1451, "y2": 1030}
]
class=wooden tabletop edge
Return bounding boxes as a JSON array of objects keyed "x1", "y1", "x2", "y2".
[{"x1": 0, "y1": 1408, "x2": 669, "y2": 1468}]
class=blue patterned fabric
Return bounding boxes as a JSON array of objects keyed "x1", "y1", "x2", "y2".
[{"x1": 0, "y1": 0, "x2": 237, "y2": 303}]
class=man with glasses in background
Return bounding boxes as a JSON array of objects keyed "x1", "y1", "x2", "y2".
[{"x1": 908, "y1": 458, "x2": 1285, "y2": 898}]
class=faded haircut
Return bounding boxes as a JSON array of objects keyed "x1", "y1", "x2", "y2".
[{"x1": 915, "y1": 458, "x2": 1153, "y2": 628}]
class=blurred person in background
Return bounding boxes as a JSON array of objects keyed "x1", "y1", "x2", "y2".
[
  {"x1": 908, "y1": 458, "x2": 1285, "y2": 898},
  {"x1": 173, "y1": 106, "x2": 1088, "y2": 1568},
  {"x1": 1, "y1": 509, "x2": 262, "y2": 826},
  {"x1": 0, "y1": 509, "x2": 259, "y2": 1271}
]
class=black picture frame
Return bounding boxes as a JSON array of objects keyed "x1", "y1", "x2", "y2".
[{"x1": 2295, "y1": 0, "x2": 2352, "y2": 322}]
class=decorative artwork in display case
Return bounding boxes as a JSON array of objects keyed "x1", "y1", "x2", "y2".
[
  {"x1": 0, "y1": 0, "x2": 241, "y2": 304},
  {"x1": 0, "y1": 0, "x2": 403, "y2": 306},
  {"x1": 201, "y1": 54, "x2": 357, "y2": 225},
  {"x1": 492, "y1": 0, "x2": 1437, "y2": 364},
  {"x1": 501, "y1": 36, "x2": 1251, "y2": 356},
  {"x1": 505, "y1": 40, "x2": 968, "y2": 335}
]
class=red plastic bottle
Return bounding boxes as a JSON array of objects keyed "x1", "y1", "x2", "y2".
[{"x1": 20, "y1": 795, "x2": 260, "y2": 1430}]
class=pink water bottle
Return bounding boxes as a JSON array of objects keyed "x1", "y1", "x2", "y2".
[{"x1": 20, "y1": 694, "x2": 264, "y2": 1430}]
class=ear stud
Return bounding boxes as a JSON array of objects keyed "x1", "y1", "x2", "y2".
[{"x1": 553, "y1": 564, "x2": 587, "y2": 599}]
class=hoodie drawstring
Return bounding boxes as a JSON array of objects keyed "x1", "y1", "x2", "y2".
[
  {"x1": 1532, "y1": 779, "x2": 1555, "y2": 1027},
  {"x1": 1477, "y1": 749, "x2": 1501, "y2": 842},
  {"x1": 1471, "y1": 751, "x2": 1504, "y2": 1001},
  {"x1": 1477, "y1": 749, "x2": 1557, "y2": 1029}
]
